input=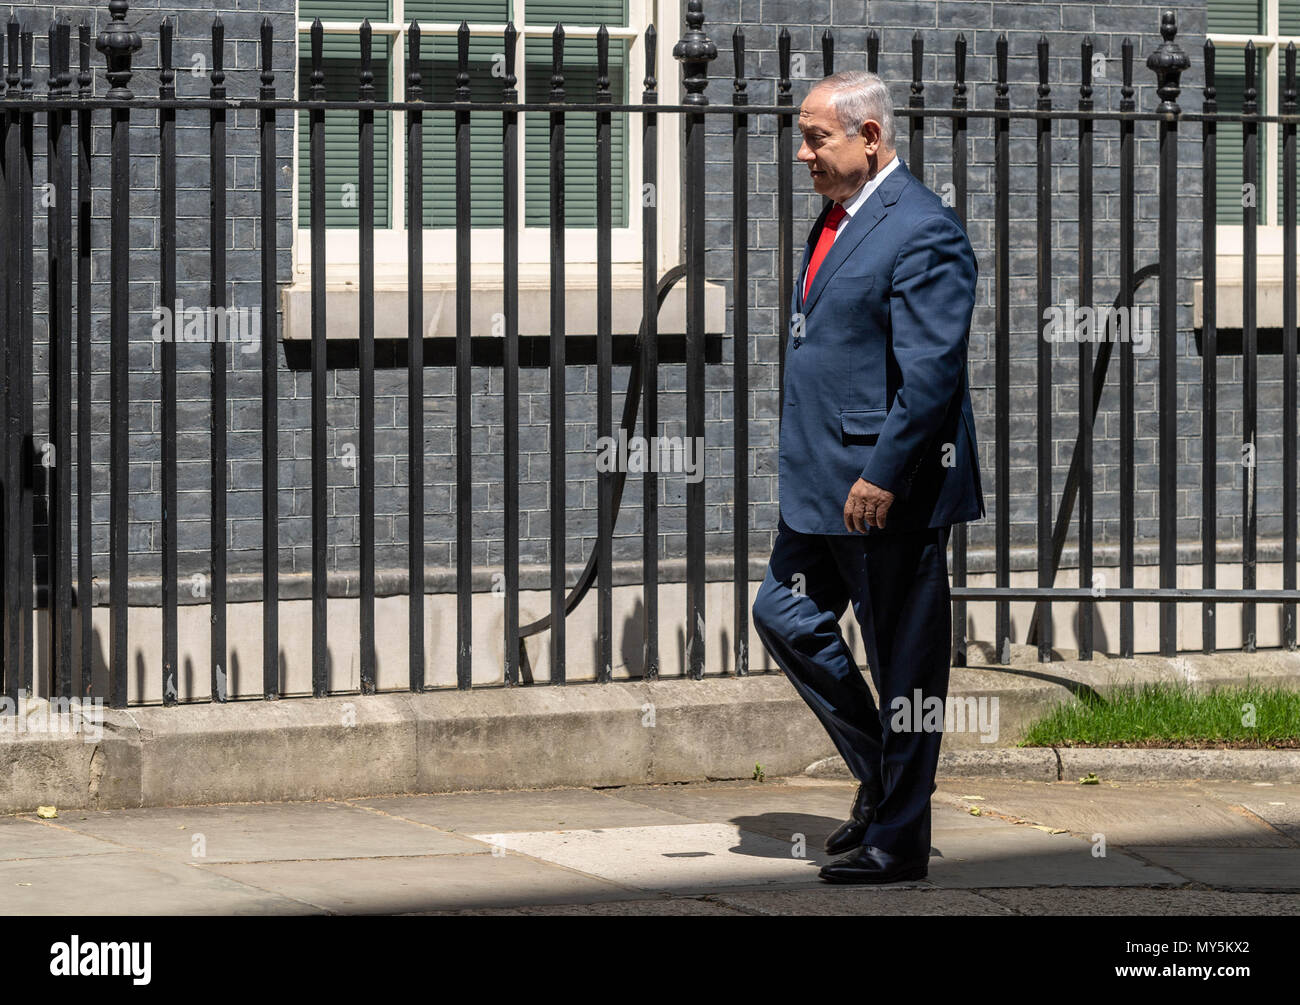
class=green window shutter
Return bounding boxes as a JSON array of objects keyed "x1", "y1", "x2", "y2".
[
  {"x1": 1207, "y1": 0, "x2": 1262, "y2": 34},
  {"x1": 523, "y1": 36, "x2": 629, "y2": 228},
  {"x1": 300, "y1": 0, "x2": 390, "y2": 20},
  {"x1": 527, "y1": 0, "x2": 628, "y2": 27},
  {"x1": 1281, "y1": 1, "x2": 1300, "y2": 35},
  {"x1": 1279, "y1": 68, "x2": 1300, "y2": 223},
  {"x1": 1215, "y1": 70, "x2": 1267, "y2": 225},
  {"x1": 410, "y1": 36, "x2": 508, "y2": 228},
  {"x1": 405, "y1": 0, "x2": 512, "y2": 21},
  {"x1": 297, "y1": 33, "x2": 392, "y2": 228}
]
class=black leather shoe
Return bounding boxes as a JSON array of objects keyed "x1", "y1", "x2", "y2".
[
  {"x1": 824, "y1": 780, "x2": 884, "y2": 855},
  {"x1": 818, "y1": 843, "x2": 929, "y2": 885}
]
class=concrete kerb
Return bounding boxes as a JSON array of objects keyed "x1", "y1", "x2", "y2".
[
  {"x1": 810, "y1": 647, "x2": 1300, "y2": 782},
  {"x1": 2, "y1": 649, "x2": 1298, "y2": 813}
]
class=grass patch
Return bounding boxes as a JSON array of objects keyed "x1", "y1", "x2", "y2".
[{"x1": 1019, "y1": 680, "x2": 1300, "y2": 749}]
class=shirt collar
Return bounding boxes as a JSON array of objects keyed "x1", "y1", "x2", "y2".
[{"x1": 839, "y1": 153, "x2": 900, "y2": 218}]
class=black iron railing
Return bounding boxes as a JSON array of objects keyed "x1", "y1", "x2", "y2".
[{"x1": 0, "y1": 1, "x2": 1297, "y2": 710}]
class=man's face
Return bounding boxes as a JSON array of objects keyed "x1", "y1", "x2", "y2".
[{"x1": 796, "y1": 88, "x2": 882, "y2": 204}]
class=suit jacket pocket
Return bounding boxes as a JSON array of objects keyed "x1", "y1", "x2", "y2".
[{"x1": 840, "y1": 407, "x2": 888, "y2": 444}]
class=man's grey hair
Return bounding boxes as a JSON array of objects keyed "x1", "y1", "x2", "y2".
[{"x1": 810, "y1": 71, "x2": 895, "y2": 150}]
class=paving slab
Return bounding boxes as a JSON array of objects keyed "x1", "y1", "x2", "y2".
[
  {"x1": 408, "y1": 897, "x2": 748, "y2": 916},
  {"x1": 353, "y1": 787, "x2": 697, "y2": 833},
  {"x1": 0, "y1": 851, "x2": 317, "y2": 915},
  {"x1": 29, "y1": 800, "x2": 486, "y2": 864},
  {"x1": 0, "y1": 816, "x2": 121, "y2": 862},
  {"x1": 926, "y1": 812, "x2": 1187, "y2": 888},
  {"x1": 202, "y1": 852, "x2": 637, "y2": 913},
  {"x1": 474, "y1": 822, "x2": 828, "y2": 892},
  {"x1": 1122, "y1": 847, "x2": 1300, "y2": 889},
  {"x1": 711, "y1": 887, "x2": 1014, "y2": 915},
  {"x1": 931, "y1": 777, "x2": 1288, "y2": 847},
  {"x1": 1189, "y1": 782, "x2": 1300, "y2": 844},
  {"x1": 602, "y1": 779, "x2": 863, "y2": 846},
  {"x1": 976, "y1": 886, "x2": 1300, "y2": 915}
]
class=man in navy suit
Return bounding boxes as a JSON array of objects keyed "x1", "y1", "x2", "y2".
[{"x1": 751, "y1": 71, "x2": 984, "y2": 884}]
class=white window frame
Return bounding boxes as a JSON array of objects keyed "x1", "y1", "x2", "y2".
[{"x1": 291, "y1": 0, "x2": 682, "y2": 279}]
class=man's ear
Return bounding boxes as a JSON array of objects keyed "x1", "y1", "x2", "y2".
[{"x1": 860, "y1": 119, "x2": 882, "y2": 158}]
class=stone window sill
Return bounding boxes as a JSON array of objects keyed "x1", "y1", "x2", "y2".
[{"x1": 282, "y1": 264, "x2": 727, "y2": 340}]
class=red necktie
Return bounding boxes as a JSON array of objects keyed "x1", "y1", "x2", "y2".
[{"x1": 803, "y1": 204, "x2": 848, "y2": 300}]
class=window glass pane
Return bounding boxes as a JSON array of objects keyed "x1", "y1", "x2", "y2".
[
  {"x1": 1282, "y1": 1, "x2": 1300, "y2": 35},
  {"x1": 1207, "y1": 0, "x2": 1262, "y2": 34},
  {"x1": 523, "y1": 36, "x2": 629, "y2": 228},
  {"x1": 297, "y1": 33, "x2": 392, "y2": 228},
  {"x1": 528, "y1": 0, "x2": 628, "y2": 27},
  {"x1": 1215, "y1": 68, "x2": 1266, "y2": 225},
  {"x1": 300, "y1": 0, "x2": 390, "y2": 21},
  {"x1": 410, "y1": 35, "x2": 508, "y2": 227},
  {"x1": 405, "y1": 0, "x2": 512, "y2": 21},
  {"x1": 1278, "y1": 68, "x2": 1300, "y2": 223}
]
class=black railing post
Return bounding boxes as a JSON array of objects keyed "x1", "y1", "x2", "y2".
[
  {"x1": 406, "y1": 22, "x2": 424, "y2": 693},
  {"x1": 674, "y1": 0, "x2": 715, "y2": 681},
  {"x1": 96, "y1": 0, "x2": 140, "y2": 709},
  {"x1": 951, "y1": 32, "x2": 969, "y2": 668},
  {"x1": 259, "y1": 18, "x2": 278, "y2": 698},
  {"x1": 1035, "y1": 34, "x2": 1052, "y2": 663},
  {"x1": 18, "y1": 28, "x2": 33, "y2": 699},
  {"x1": 1119, "y1": 38, "x2": 1135, "y2": 658},
  {"x1": 1201, "y1": 39, "x2": 1217, "y2": 655},
  {"x1": 455, "y1": 20, "x2": 473, "y2": 689},
  {"x1": 1077, "y1": 37, "x2": 1094, "y2": 661},
  {"x1": 1284, "y1": 43, "x2": 1297, "y2": 651},
  {"x1": 910, "y1": 31, "x2": 924, "y2": 184},
  {"x1": 359, "y1": 19, "x2": 376, "y2": 695},
  {"x1": 49, "y1": 18, "x2": 74, "y2": 699},
  {"x1": 1148, "y1": 10, "x2": 1188, "y2": 657},
  {"x1": 75, "y1": 20, "x2": 91, "y2": 697},
  {"x1": 1240, "y1": 40, "x2": 1259, "y2": 654},
  {"x1": 2, "y1": 16, "x2": 17, "y2": 706},
  {"x1": 548, "y1": 25, "x2": 566, "y2": 684},
  {"x1": 308, "y1": 18, "x2": 327, "y2": 696},
  {"x1": 159, "y1": 17, "x2": 177, "y2": 704},
  {"x1": 640, "y1": 24, "x2": 659, "y2": 681},
  {"x1": 776, "y1": 28, "x2": 791, "y2": 420},
  {"x1": 210, "y1": 17, "x2": 228, "y2": 701},
  {"x1": 994, "y1": 33, "x2": 1010, "y2": 663},
  {"x1": 502, "y1": 21, "x2": 520, "y2": 686},
  {"x1": 595, "y1": 24, "x2": 613, "y2": 684},
  {"x1": 733, "y1": 26, "x2": 749, "y2": 676}
]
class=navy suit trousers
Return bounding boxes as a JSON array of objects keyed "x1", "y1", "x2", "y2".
[{"x1": 752, "y1": 516, "x2": 952, "y2": 861}]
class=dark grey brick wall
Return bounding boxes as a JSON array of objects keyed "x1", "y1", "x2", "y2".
[{"x1": 9, "y1": 0, "x2": 1278, "y2": 601}]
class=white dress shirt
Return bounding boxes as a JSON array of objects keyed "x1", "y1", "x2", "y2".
[{"x1": 802, "y1": 153, "x2": 901, "y2": 297}]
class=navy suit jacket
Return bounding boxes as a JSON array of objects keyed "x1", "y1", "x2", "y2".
[{"x1": 779, "y1": 156, "x2": 985, "y2": 535}]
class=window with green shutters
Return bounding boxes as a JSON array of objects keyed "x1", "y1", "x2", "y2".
[
  {"x1": 297, "y1": 0, "x2": 638, "y2": 248},
  {"x1": 1207, "y1": 0, "x2": 1300, "y2": 224}
]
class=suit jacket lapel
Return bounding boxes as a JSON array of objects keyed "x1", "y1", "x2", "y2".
[
  {"x1": 802, "y1": 157, "x2": 913, "y2": 316},
  {"x1": 796, "y1": 200, "x2": 831, "y2": 314}
]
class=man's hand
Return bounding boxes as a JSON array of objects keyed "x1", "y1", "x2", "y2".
[{"x1": 844, "y1": 478, "x2": 895, "y2": 532}]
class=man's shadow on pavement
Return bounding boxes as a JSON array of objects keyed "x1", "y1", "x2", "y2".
[{"x1": 727, "y1": 812, "x2": 941, "y2": 865}]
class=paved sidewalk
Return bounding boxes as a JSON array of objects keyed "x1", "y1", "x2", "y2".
[{"x1": 3, "y1": 776, "x2": 1298, "y2": 915}]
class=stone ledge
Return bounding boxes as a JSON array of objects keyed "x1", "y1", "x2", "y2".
[{"x1": 0, "y1": 676, "x2": 833, "y2": 814}]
